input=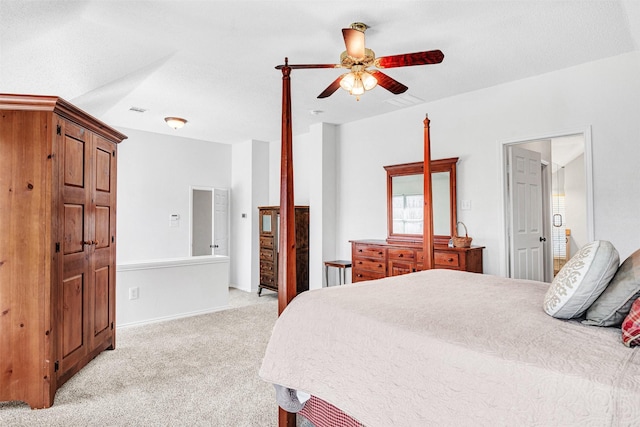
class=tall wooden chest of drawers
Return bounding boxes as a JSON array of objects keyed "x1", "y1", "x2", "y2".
[{"x1": 258, "y1": 206, "x2": 309, "y2": 295}]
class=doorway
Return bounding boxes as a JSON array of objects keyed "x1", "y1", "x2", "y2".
[
  {"x1": 503, "y1": 130, "x2": 594, "y2": 282},
  {"x1": 190, "y1": 187, "x2": 229, "y2": 256}
]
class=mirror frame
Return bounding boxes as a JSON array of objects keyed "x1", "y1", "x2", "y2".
[{"x1": 385, "y1": 157, "x2": 458, "y2": 246}]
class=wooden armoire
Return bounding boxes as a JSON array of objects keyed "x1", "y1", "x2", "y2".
[
  {"x1": 0, "y1": 94, "x2": 127, "y2": 408},
  {"x1": 258, "y1": 206, "x2": 309, "y2": 296}
]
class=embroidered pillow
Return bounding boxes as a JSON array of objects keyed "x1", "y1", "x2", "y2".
[
  {"x1": 622, "y1": 298, "x2": 640, "y2": 347},
  {"x1": 543, "y1": 240, "x2": 619, "y2": 319},
  {"x1": 584, "y1": 248, "x2": 640, "y2": 326}
]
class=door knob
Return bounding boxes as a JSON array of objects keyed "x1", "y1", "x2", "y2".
[{"x1": 539, "y1": 236, "x2": 547, "y2": 242}]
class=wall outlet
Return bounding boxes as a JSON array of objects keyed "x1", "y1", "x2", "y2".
[
  {"x1": 461, "y1": 199, "x2": 472, "y2": 210},
  {"x1": 128, "y1": 287, "x2": 139, "y2": 300}
]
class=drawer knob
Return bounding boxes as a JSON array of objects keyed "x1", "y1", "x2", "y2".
[
  {"x1": 448, "y1": 258, "x2": 454, "y2": 262},
  {"x1": 399, "y1": 253, "x2": 403, "y2": 257}
]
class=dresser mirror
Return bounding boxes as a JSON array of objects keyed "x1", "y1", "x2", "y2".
[{"x1": 384, "y1": 157, "x2": 458, "y2": 246}]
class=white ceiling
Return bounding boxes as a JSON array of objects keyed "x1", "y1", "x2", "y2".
[{"x1": 1, "y1": 0, "x2": 639, "y2": 144}]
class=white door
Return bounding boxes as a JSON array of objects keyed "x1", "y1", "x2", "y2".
[
  {"x1": 213, "y1": 188, "x2": 229, "y2": 256},
  {"x1": 192, "y1": 189, "x2": 213, "y2": 256},
  {"x1": 508, "y1": 146, "x2": 544, "y2": 280}
]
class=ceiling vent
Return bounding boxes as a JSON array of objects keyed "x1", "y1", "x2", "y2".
[{"x1": 384, "y1": 94, "x2": 424, "y2": 108}]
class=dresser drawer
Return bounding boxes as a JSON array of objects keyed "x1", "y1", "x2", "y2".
[
  {"x1": 260, "y1": 273, "x2": 276, "y2": 286},
  {"x1": 435, "y1": 250, "x2": 460, "y2": 268},
  {"x1": 353, "y1": 269, "x2": 386, "y2": 282},
  {"x1": 260, "y1": 248, "x2": 275, "y2": 261},
  {"x1": 388, "y1": 248, "x2": 416, "y2": 261},
  {"x1": 260, "y1": 235, "x2": 274, "y2": 249},
  {"x1": 353, "y1": 244, "x2": 386, "y2": 260},
  {"x1": 260, "y1": 260, "x2": 274, "y2": 274},
  {"x1": 353, "y1": 258, "x2": 386, "y2": 273}
]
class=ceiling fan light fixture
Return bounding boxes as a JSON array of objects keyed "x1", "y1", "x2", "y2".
[
  {"x1": 350, "y1": 76, "x2": 365, "y2": 96},
  {"x1": 340, "y1": 72, "x2": 356, "y2": 91},
  {"x1": 361, "y1": 70, "x2": 378, "y2": 90},
  {"x1": 164, "y1": 117, "x2": 187, "y2": 130},
  {"x1": 339, "y1": 70, "x2": 376, "y2": 100}
]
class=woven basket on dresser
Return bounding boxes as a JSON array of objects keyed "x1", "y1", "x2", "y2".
[{"x1": 453, "y1": 221, "x2": 472, "y2": 248}]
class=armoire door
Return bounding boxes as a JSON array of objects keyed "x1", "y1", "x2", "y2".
[
  {"x1": 59, "y1": 120, "x2": 92, "y2": 377},
  {"x1": 90, "y1": 133, "x2": 116, "y2": 350},
  {"x1": 58, "y1": 122, "x2": 116, "y2": 379}
]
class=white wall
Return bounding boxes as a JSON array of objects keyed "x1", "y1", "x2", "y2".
[
  {"x1": 117, "y1": 256, "x2": 229, "y2": 327},
  {"x1": 230, "y1": 140, "x2": 269, "y2": 291},
  {"x1": 308, "y1": 123, "x2": 337, "y2": 288},
  {"x1": 329, "y1": 51, "x2": 640, "y2": 275},
  {"x1": 117, "y1": 128, "x2": 231, "y2": 262}
]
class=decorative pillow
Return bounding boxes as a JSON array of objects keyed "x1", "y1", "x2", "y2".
[
  {"x1": 543, "y1": 240, "x2": 619, "y2": 319},
  {"x1": 622, "y1": 298, "x2": 640, "y2": 347},
  {"x1": 584, "y1": 248, "x2": 640, "y2": 326}
]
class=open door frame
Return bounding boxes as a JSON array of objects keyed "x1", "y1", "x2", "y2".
[{"x1": 502, "y1": 127, "x2": 595, "y2": 279}]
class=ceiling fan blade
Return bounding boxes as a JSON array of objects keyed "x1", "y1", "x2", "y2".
[
  {"x1": 375, "y1": 49, "x2": 444, "y2": 68},
  {"x1": 275, "y1": 63, "x2": 340, "y2": 70},
  {"x1": 370, "y1": 71, "x2": 408, "y2": 94},
  {"x1": 317, "y1": 75, "x2": 344, "y2": 98},
  {"x1": 342, "y1": 28, "x2": 365, "y2": 59}
]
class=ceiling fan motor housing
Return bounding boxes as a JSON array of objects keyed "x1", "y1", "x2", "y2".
[{"x1": 340, "y1": 48, "x2": 376, "y2": 67}]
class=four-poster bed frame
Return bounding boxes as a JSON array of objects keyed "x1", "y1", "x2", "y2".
[
  {"x1": 275, "y1": 58, "x2": 434, "y2": 425},
  {"x1": 263, "y1": 59, "x2": 640, "y2": 427}
]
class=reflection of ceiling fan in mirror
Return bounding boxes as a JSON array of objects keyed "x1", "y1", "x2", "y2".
[{"x1": 276, "y1": 22, "x2": 444, "y2": 100}]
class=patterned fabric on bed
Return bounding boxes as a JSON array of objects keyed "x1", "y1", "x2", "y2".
[
  {"x1": 622, "y1": 298, "x2": 640, "y2": 347},
  {"x1": 299, "y1": 396, "x2": 364, "y2": 427},
  {"x1": 260, "y1": 269, "x2": 640, "y2": 427}
]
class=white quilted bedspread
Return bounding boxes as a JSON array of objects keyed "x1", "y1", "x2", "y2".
[{"x1": 259, "y1": 269, "x2": 640, "y2": 427}]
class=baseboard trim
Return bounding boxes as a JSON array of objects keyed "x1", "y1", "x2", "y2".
[{"x1": 117, "y1": 305, "x2": 232, "y2": 329}]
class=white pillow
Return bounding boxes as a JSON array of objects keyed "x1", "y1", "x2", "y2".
[{"x1": 543, "y1": 240, "x2": 619, "y2": 319}]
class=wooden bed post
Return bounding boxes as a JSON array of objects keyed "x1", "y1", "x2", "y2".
[
  {"x1": 278, "y1": 58, "x2": 298, "y2": 427},
  {"x1": 422, "y1": 114, "x2": 434, "y2": 269}
]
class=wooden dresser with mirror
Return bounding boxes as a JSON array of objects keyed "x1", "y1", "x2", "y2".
[{"x1": 351, "y1": 158, "x2": 484, "y2": 283}]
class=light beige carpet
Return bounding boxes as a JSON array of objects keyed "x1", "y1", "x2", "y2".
[{"x1": 0, "y1": 290, "x2": 280, "y2": 426}]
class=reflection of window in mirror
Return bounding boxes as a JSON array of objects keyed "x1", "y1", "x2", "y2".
[{"x1": 392, "y1": 174, "x2": 424, "y2": 235}]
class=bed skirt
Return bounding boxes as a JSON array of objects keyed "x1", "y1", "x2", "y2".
[{"x1": 299, "y1": 396, "x2": 364, "y2": 427}]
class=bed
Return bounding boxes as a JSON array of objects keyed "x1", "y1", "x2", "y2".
[
  {"x1": 260, "y1": 269, "x2": 640, "y2": 426},
  {"x1": 262, "y1": 59, "x2": 640, "y2": 426}
]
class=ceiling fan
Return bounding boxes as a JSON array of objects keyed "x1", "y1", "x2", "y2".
[{"x1": 276, "y1": 22, "x2": 444, "y2": 101}]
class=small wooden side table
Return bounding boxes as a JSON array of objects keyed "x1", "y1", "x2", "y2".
[{"x1": 324, "y1": 260, "x2": 352, "y2": 287}]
